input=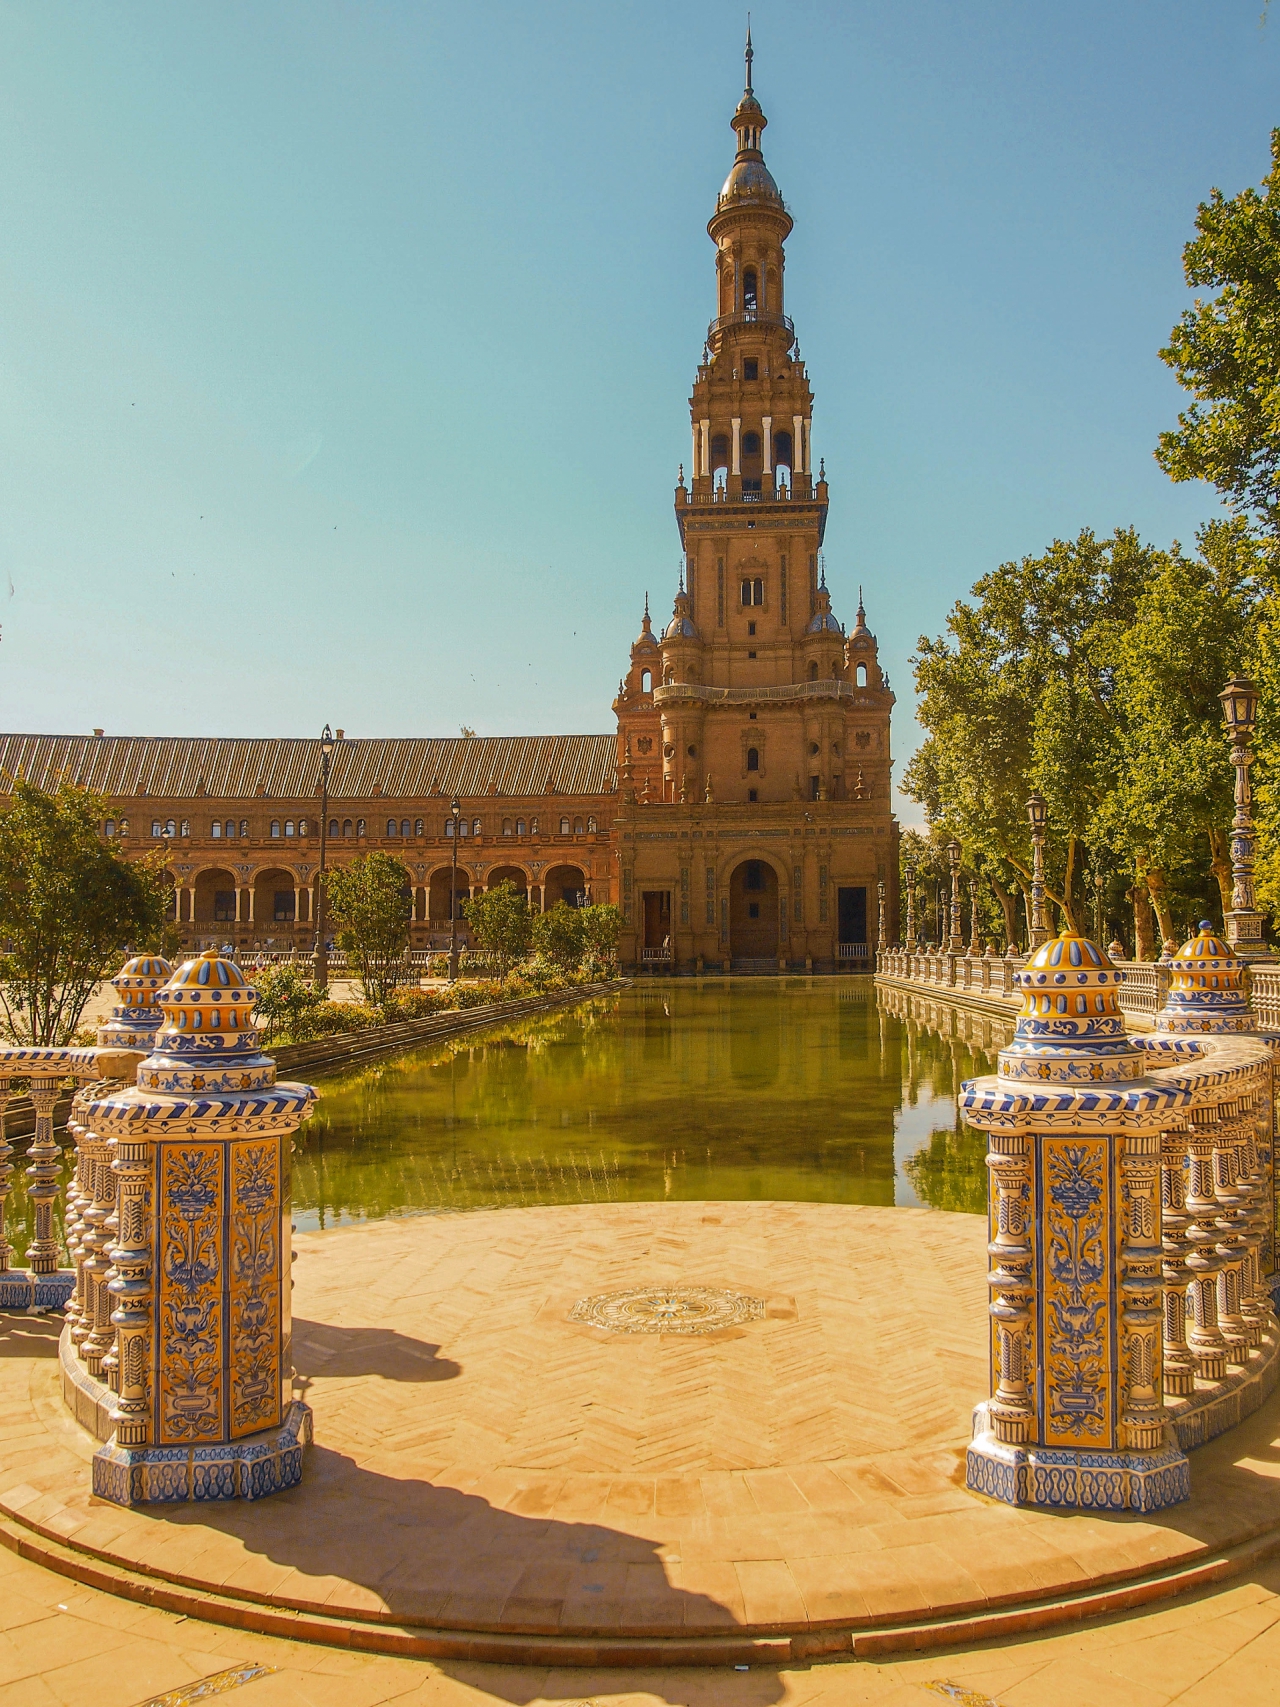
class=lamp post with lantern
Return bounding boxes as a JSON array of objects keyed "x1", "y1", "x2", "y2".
[
  {"x1": 1219, "y1": 677, "x2": 1267, "y2": 956},
  {"x1": 448, "y1": 797, "x2": 462, "y2": 983},
  {"x1": 313, "y1": 725, "x2": 335, "y2": 991},
  {"x1": 904, "y1": 861, "x2": 918, "y2": 950},
  {"x1": 968, "y1": 876, "x2": 981, "y2": 958},
  {"x1": 946, "y1": 839, "x2": 964, "y2": 953},
  {"x1": 876, "y1": 878, "x2": 886, "y2": 953},
  {"x1": 1026, "y1": 793, "x2": 1050, "y2": 949}
]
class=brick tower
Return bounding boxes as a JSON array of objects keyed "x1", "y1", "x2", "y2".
[{"x1": 613, "y1": 35, "x2": 898, "y2": 972}]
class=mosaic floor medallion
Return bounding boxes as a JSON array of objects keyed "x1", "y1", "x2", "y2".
[{"x1": 568, "y1": 1285, "x2": 766, "y2": 1335}]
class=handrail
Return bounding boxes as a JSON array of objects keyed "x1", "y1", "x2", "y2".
[
  {"x1": 653, "y1": 680, "x2": 865, "y2": 707},
  {"x1": 706, "y1": 308, "x2": 795, "y2": 343}
]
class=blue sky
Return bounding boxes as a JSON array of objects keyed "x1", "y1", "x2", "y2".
[{"x1": 1, "y1": 2, "x2": 1276, "y2": 825}]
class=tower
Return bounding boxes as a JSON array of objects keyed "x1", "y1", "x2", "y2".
[{"x1": 613, "y1": 37, "x2": 898, "y2": 972}]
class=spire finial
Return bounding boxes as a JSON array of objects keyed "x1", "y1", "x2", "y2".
[
  {"x1": 819, "y1": 553, "x2": 827, "y2": 591},
  {"x1": 745, "y1": 16, "x2": 753, "y2": 96},
  {"x1": 678, "y1": 559, "x2": 686, "y2": 595},
  {"x1": 644, "y1": 590, "x2": 650, "y2": 621}
]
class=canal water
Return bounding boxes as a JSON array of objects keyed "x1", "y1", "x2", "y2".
[
  {"x1": 3, "y1": 982, "x2": 992, "y2": 1263},
  {"x1": 291, "y1": 980, "x2": 992, "y2": 1230}
]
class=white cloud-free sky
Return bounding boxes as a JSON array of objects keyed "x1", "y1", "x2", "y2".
[{"x1": 1, "y1": 2, "x2": 1275, "y2": 825}]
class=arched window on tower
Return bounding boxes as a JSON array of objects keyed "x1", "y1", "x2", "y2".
[
  {"x1": 641, "y1": 668, "x2": 652, "y2": 693},
  {"x1": 808, "y1": 661, "x2": 819, "y2": 681},
  {"x1": 741, "y1": 430, "x2": 761, "y2": 495},
  {"x1": 711, "y1": 433, "x2": 729, "y2": 492},
  {"x1": 743, "y1": 268, "x2": 758, "y2": 314},
  {"x1": 856, "y1": 662, "x2": 868, "y2": 687},
  {"x1": 746, "y1": 747, "x2": 760, "y2": 772},
  {"x1": 773, "y1": 430, "x2": 792, "y2": 492}
]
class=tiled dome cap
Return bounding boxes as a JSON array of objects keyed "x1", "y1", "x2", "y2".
[
  {"x1": 98, "y1": 953, "x2": 173, "y2": 1048},
  {"x1": 1154, "y1": 920, "x2": 1252, "y2": 1034},
  {"x1": 153, "y1": 948, "x2": 259, "y2": 1051},
  {"x1": 109, "y1": 954, "x2": 172, "y2": 1009},
  {"x1": 999, "y1": 928, "x2": 1144, "y2": 1085}
]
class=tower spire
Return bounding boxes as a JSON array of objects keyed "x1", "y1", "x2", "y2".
[{"x1": 744, "y1": 17, "x2": 753, "y2": 96}]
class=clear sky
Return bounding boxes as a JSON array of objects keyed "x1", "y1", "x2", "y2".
[{"x1": 1, "y1": 2, "x2": 1277, "y2": 826}]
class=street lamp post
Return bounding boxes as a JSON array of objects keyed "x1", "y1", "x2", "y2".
[
  {"x1": 968, "y1": 876, "x2": 981, "y2": 958},
  {"x1": 448, "y1": 798, "x2": 462, "y2": 982},
  {"x1": 1219, "y1": 676, "x2": 1267, "y2": 956},
  {"x1": 904, "y1": 862, "x2": 917, "y2": 950},
  {"x1": 313, "y1": 725, "x2": 335, "y2": 990},
  {"x1": 876, "y1": 878, "x2": 886, "y2": 953},
  {"x1": 946, "y1": 840, "x2": 964, "y2": 953},
  {"x1": 1026, "y1": 793, "x2": 1049, "y2": 948}
]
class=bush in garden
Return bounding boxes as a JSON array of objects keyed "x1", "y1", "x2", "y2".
[{"x1": 253, "y1": 963, "x2": 329, "y2": 1044}]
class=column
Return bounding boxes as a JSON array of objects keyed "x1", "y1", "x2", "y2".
[
  {"x1": 1184, "y1": 1110, "x2": 1230, "y2": 1380},
  {"x1": 247, "y1": 885, "x2": 256, "y2": 924},
  {"x1": 294, "y1": 885, "x2": 302, "y2": 927},
  {"x1": 234, "y1": 887, "x2": 243, "y2": 923},
  {"x1": 731, "y1": 418, "x2": 741, "y2": 475},
  {"x1": 803, "y1": 416, "x2": 812, "y2": 474},
  {"x1": 26, "y1": 1079, "x2": 63, "y2": 1275},
  {"x1": 691, "y1": 426, "x2": 699, "y2": 479},
  {"x1": 1160, "y1": 1128, "x2": 1196, "y2": 1396},
  {"x1": 700, "y1": 418, "x2": 710, "y2": 476},
  {"x1": 792, "y1": 415, "x2": 803, "y2": 474},
  {"x1": 762, "y1": 415, "x2": 772, "y2": 474}
]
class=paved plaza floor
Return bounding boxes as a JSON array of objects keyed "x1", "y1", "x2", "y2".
[{"x1": 5, "y1": 1201, "x2": 1280, "y2": 1694}]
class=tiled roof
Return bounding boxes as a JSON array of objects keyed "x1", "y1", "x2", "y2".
[{"x1": 0, "y1": 734, "x2": 618, "y2": 802}]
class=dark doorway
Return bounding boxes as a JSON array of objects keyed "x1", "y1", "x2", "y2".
[
  {"x1": 837, "y1": 886, "x2": 867, "y2": 945},
  {"x1": 729, "y1": 860, "x2": 779, "y2": 958}
]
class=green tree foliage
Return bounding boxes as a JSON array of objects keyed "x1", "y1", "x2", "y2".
[
  {"x1": 462, "y1": 880, "x2": 533, "y2": 976},
  {"x1": 532, "y1": 901, "x2": 586, "y2": 970},
  {"x1": 326, "y1": 851, "x2": 412, "y2": 1010},
  {"x1": 905, "y1": 527, "x2": 1261, "y2": 955},
  {"x1": 0, "y1": 777, "x2": 168, "y2": 1044},
  {"x1": 1157, "y1": 131, "x2": 1280, "y2": 536},
  {"x1": 580, "y1": 903, "x2": 622, "y2": 974},
  {"x1": 252, "y1": 962, "x2": 329, "y2": 1045}
]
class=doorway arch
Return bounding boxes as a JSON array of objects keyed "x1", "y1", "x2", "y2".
[{"x1": 728, "y1": 858, "x2": 780, "y2": 959}]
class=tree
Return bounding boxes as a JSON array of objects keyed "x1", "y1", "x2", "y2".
[
  {"x1": 580, "y1": 903, "x2": 622, "y2": 973},
  {"x1": 252, "y1": 962, "x2": 329, "y2": 1045},
  {"x1": 1157, "y1": 131, "x2": 1280, "y2": 537},
  {"x1": 532, "y1": 901, "x2": 586, "y2": 970},
  {"x1": 325, "y1": 852, "x2": 412, "y2": 1009},
  {"x1": 0, "y1": 777, "x2": 168, "y2": 1045},
  {"x1": 462, "y1": 881, "x2": 533, "y2": 975}
]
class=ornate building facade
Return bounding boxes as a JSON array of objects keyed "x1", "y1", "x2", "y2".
[{"x1": 1, "y1": 49, "x2": 897, "y2": 973}]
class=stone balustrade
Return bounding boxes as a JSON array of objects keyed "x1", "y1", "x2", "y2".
[{"x1": 0, "y1": 950, "x2": 316, "y2": 1506}]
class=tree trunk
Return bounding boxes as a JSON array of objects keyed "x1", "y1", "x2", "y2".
[
  {"x1": 1128, "y1": 879, "x2": 1156, "y2": 962},
  {"x1": 1143, "y1": 862, "x2": 1177, "y2": 954},
  {"x1": 1209, "y1": 827, "x2": 1233, "y2": 921},
  {"x1": 989, "y1": 875, "x2": 1021, "y2": 952}
]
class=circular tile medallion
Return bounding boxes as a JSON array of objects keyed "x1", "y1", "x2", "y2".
[{"x1": 568, "y1": 1284, "x2": 766, "y2": 1335}]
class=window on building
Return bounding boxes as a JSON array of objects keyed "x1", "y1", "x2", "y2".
[
  {"x1": 743, "y1": 268, "x2": 758, "y2": 311},
  {"x1": 641, "y1": 669, "x2": 652, "y2": 693},
  {"x1": 401, "y1": 819, "x2": 410, "y2": 838},
  {"x1": 856, "y1": 662, "x2": 868, "y2": 687},
  {"x1": 356, "y1": 818, "x2": 366, "y2": 836},
  {"x1": 284, "y1": 820, "x2": 295, "y2": 837},
  {"x1": 164, "y1": 819, "x2": 176, "y2": 836},
  {"x1": 742, "y1": 430, "x2": 760, "y2": 457},
  {"x1": 748, "y1": 788, "x2": 758, "y2": 802},
  {"x1": 748, "y1": 901, "x2": 760, "y2": 918},
  {"x1": 119, "y1": 818, "x2": 129, "y2": 836},
  {"x1": 745, "y1": 861, "x2": 765, "y2": 891},
  {"x1": 811, "y1": 775, "x2": 821, "y2": 800},
  {"x1": 214, "y1": 890, "x2": 236, "y2": 922},
  {"x1": 180, "y1": 819, "x2": 190, "y2": 837},
  {"x1": 517, "y1": 818, "x2": 526, "y2": 835},
  {"x1": 710, "y1": 432, "x2": 729, "y2": 471},
  {"x1": 560, "y1": 816, "x2": 570, "y2": 835},
  {"x1": 458, "y1": 819, "x2": 469, "y2": 838},
  {"x1": 239, "y1": 820, "x2": 249, "y2": 838},
  {"x1": 472, "y1": 818, "x2": 481, "y2": 836},
  {"x1": 747, "y1": 620, "x2": 756, "y2": 635},
  {"x1": 808, "y1": 661, "x2": 819, "y2": 681},
  {"x1": 151, "y1": 821, "x2": 162, "y2": 837},
  {"x1": 740, "y1": 577, "x2": 763, "y2": 606},
  {"x1": 746, "y1": 747, "x2": 760, "y2": 772},
  {"x1": 774, "y1": 430, "x2": 792, "y2": 468},
  {"x1": 105, "y1": 819, "x2": 116, "y2": 837},
  {"x1": 268, "y1": 820, "x2": 279, "y2": 837},
  {"x1": 387, "y1": 818, "x2": 397, "y2": 836},
  {"x1": 748, "y1": 650, "x2": 757, "y2": 659},
  {"x1": 503, "y1": 819, "x2": 512, "y2": 836},
  {"x1": 743, "y1": 358, "x2": 758, "y2": 381},
  {"x1": 414, "y1": 818, "x2": 423, "y2": 836},
  {"x1": 211, "y1": 820, "x2": 222, "y2": 838}
]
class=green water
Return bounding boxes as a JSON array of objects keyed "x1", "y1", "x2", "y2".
[{"x1": 291, "y1": 980, "x2": 993, "y2": 1230}]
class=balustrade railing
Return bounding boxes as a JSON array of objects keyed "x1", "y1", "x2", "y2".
[{"x1": 874, "y1": 947, "x2": 1226, "y2": 1022}]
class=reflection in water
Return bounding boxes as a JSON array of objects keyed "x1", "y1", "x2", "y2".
[
  {"x1": 290, "y1": 979, "x2": 997, "y2": 1230},
  {"x1": 0, "y1": 982, "x2": 1000, "y2": 1263}
]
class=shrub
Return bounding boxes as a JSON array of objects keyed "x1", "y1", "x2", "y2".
[
  {"x1": 532, "y1": 902, "x2": 586, "y2": 970},
  {"x1": 385, "y1": 988, "x2": 457, "y2": 1021},
  {"x1": 455, "y1": 980, "x2": 506, "y2": 1008},
  {"x1": 253, "y1": 963, "x2": 329, "y2": 1045},
  {"x1": 306, "y1": 1000, "x2": 379, "y2": 1037},
  {"x1": 462, "y1": 881, "x2": 534, "y2": 976}
]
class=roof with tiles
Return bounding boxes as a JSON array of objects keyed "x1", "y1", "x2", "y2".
[{"x1": 0, "y1": 734, "x2": 618, "y2": 802}]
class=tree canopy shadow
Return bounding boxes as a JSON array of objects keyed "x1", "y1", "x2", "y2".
[{"x1": 292, "y1": 1318, "x2": 461, "y2": 1384}]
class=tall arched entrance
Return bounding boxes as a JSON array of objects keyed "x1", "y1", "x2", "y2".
[{"x1": 728, "y1": 859, "x2": 779, "y2": 961}]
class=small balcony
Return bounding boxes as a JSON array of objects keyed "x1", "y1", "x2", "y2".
[{"x1": 705, "y1": 308, "x2": 795, "y2": 346}]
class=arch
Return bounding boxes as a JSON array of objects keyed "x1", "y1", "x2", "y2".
[
  {"x1": 516, "y1": 817, "x2": 527, "y2": 836},
  {"x1": 573, "y1": 817, "x2": 584, "y2": 834},
  {"x1": 104, "y1": 818, "x2": 116, "y2": 838},
  {"x1": 342, "y1": 818, "x2": 353, "y2": 838},
  {"x1": 485, "y1": 864, "x2": 529, "y2": 897},
  {"x1": 270, "y1": 821, "x2": 281, "y2": 838},
  {"x1": 428, "y1": 866, "x2": 470, "y2": 923},
  {"x1": 856, "y1": 662, "x2": 868, "y2": 687},
  {"x1": 544, "y1": 863, "x2": 587, "y2": 908},
  {"x1": 401, "y1": 819, "x2": 411, "y2": 838},
  {"x1": 386, "y1": 818, "x2": 398, "y2": 837},
  {"x1": 192, "y1": 867, "x2": 240, "y2": 926},
  {"x1": 253, "y1": 866, "x2": 300, "y2": 926},
  {"x1": 356, "y1": 818, "x2": 366, "y2": 836},
  {"x1": 329, "y1": 818, "x2": 339, "y2": 837},
  {"x1": 414, "y1": 818, "x2": 424, "y2": 836},
  {"x1": 710, "y1": 433, "x2": 729, "y2": 471},
  {"x1": 559, "y1": 816, "x2": 571, "y2": 835},
  {"x1": 746, "y1": 747, "x2": 760, "y2": 772},
  {"x1": 773, "y1": 429, "x2": 793, "y2": 467},
  {"x1": 742, "y1": 267, "x2": 758, "y2": 312},
  {"x1": 298, "y1": 819, "x2": 308, "y2": 836},
  {"x1": 725, "y1": 854, "x2": 783, "y2": 959},
  {"x1": 284, "y1": 820, "x2": 295, "y2": 837},
  {"x1": 808, "y1": 660, "x2": 819, "y2": 681},
  {"x1": 641, "y1": 668, "x2": 652, "y2": 693},
  {"x1": 587, "y1": 815, "x2": 597, "y2": 832}
]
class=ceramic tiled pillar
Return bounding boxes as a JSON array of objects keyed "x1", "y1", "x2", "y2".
[
  {"x1": 86, "y1": 948, "x2": 317, "y2": 1505},
  {"x1": 962, "y1": 929, "x2": 1193, "y2": 1512}
]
